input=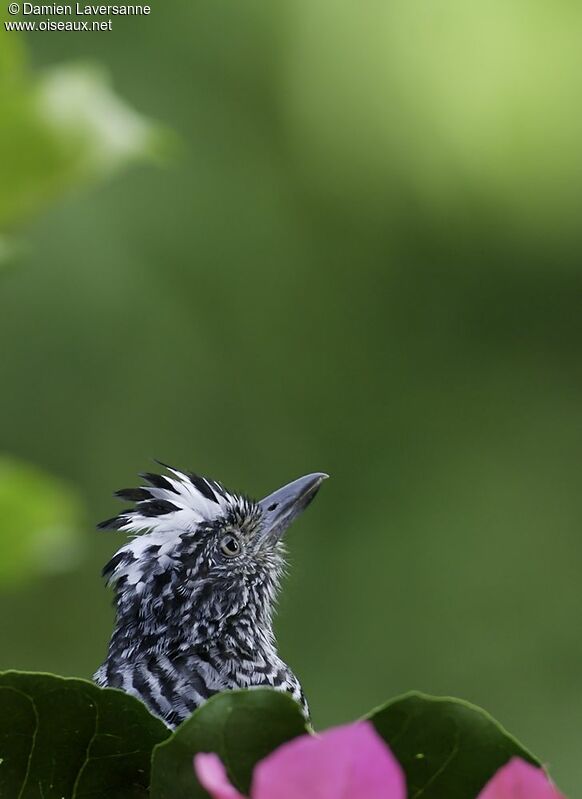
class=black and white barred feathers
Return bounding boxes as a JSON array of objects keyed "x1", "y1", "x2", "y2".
[{"x1": 94, "y1": 464, "x2": 328, "y2": 728}]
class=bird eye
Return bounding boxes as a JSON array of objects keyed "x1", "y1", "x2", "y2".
[{"x1": 220, "y1": 534, "x2": 240, "y2": 558}]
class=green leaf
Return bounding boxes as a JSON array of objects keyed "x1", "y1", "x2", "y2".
[
  {"x1": 0, "y1": 671, "x2": 170, "y2": 799},
  {"x1": 0, "y1": 62, "x2": 169, "y2": 233},
  {"x1": 0, "y1": 456, "x2": 84, "y2": 586},
  {"x1": 0, "y1": 6, "x2": 171, "y2": 240},
  {"x1": 150, "y1": 689, "x2": 309, "y2": 799},
  {"x1": 33, "y1": 63, "x2": 170, "y2": 181},
  {"x1": 368, "y1": 691, "x2": 541, "y2": 799}
]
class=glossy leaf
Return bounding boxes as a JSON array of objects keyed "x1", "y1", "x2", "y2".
[
  {"x1": 368, "y1": 691, "x2": 541, "y2": 799},
  {"x1": 150, "y1": 689, "x2": 309, "y2": 799},
  {"x1": 0, "y1": 671, "x2": 170, "y2": 799}
]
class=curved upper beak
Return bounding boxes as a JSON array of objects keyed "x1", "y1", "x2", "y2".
[{"x1": 258, "y1": 472, "x2": 329, "y2": 542}]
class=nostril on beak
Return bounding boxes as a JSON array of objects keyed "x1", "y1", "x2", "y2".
[{"x1": 258, "y1": 473, "x2": 328, "y2": 542}]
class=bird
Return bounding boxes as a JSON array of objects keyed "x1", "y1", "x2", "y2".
[{"x1": 94, "y1": 464, "x2": 328, "y2": 729}]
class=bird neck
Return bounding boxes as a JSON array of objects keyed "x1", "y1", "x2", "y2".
[{"x1": 106, "y1": 576, "x2": 279, "y2": 664}]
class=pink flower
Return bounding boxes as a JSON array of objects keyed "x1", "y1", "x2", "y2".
[
  {"x1": 194, "y1": 722, "x2": 565, "y2": 799},
  {"x1": 477, "y1": 757, "x2": 566, "y2": 799},
  {"x1": 194, "y1": 721, "x2": 406, "y2": 799}
]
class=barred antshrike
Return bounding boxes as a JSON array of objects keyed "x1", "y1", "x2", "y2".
[{"x1": 94, "y1": 465, "x2": 327, "y2": 728}]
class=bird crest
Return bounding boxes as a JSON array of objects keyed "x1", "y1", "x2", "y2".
[{"x1": 98, "y1": 464, "x2": 246, "y2": 536}]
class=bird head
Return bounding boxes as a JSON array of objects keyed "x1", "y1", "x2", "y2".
[{"x1": 99, "y1": 466, "x2": 328, "y2": 638}]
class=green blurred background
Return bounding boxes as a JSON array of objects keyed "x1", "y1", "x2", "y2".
[{"x1": 1, "y1": 0, "x2": 582, "y2": 792}]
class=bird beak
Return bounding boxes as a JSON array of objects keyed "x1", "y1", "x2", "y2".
[{"x1": 258, "y1": 472, "x2": 329, "y2": 542}]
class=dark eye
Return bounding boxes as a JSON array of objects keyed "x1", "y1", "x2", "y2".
[{"x1": 220, "y1": 534, "x2": 240, "y2": 558}]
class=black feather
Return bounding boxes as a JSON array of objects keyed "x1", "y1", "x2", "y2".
[
  {"x1": 115, "y1": 487, "x2": 153, "y2": 502},
  {"x1": 138, "y1": 499, "x2": 180, "y2": 517},
  {"x1": 140, "y1": 472, "x2": 179, "y2": 493},
  {"x1": 187, "y1": 472, "x2": 218, "y2": 503},
  {"x1": 103, "y1": 551, "x2": 133, "y2": 579},
  {"x1": 97, "y1": 515, "x2": 127, "y2": 530}
]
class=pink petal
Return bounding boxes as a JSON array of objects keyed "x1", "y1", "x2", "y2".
[
  {"x1": 477, "y1": 758, "x2": 566, "y2": 799},
  {"x1": 194, "y1": 753, "x2": 246, "y2": 799},
  {"x1": 252, "y1": 721, "x2": 406, "y2": 799}
]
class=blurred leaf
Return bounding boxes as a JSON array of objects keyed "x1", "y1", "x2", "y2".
[
  {"x1": 150, "y1": 689, "x2": 309, "y2": 799},
  {"x1": 0, "y1": 671, "x2": 170, "y2": 798},
  {"x1": 35, "y1": 63, "x2": 170, "y2": 180},
  {"x1": 368, "y1": 692, "x2": 540, "y2": 799},
  {"x1": 0, "y1": 456, "x2": 83, "y2": 586},
  {"x1": 0, "y1": 21, "x2": 170, "y2": 234}
]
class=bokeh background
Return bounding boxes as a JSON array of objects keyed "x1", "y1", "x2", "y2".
[{"x1": 1, "y1": 0, "x2": 582, "y2": 792}]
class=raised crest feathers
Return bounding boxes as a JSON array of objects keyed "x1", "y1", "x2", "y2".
[{"x1": 98, "y1": 464, "x2": 236, "y2": 536}]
